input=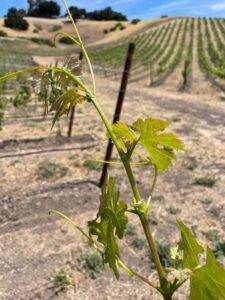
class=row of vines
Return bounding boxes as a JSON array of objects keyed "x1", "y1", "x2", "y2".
[{"x1": 90, "y1": 17, "x2": 225, "y2": 88}]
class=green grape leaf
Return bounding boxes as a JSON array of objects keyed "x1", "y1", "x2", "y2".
[
  {"x1": 88, "y1": 177, "x2": 128, "y2": 279},
  {"x1": 88, "y1": 219, "x2": 120, "y2": 278},
  {"x1": 111, "y1": 122, "x2": 136, "y2": 149},
  {"x1": 134, "y1": 118, "x2": 184, "y2": 172},
  {"x1": 132, "y1": 118, "x2": 170, "y2": 133},
  {"x1": 190, "y1": 248, "x2": 225, "y2": 300},
  {"x1": 112, "y1": 118, "x2": 184, "y2": 172},
  {"x1": 50, "y1": 88, "x2": 86, "y2": 127},
  {"x1": 177, "y1": 220, "x2": 204, "y2": 270}
]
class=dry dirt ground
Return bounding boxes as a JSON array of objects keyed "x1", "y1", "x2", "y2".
[{"x1": 0, "y1": 73, "x2": 225, "y2": 299}]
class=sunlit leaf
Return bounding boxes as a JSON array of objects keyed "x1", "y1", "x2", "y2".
[
  {"x1": 177, "y1": 220, "x2": 204, "y2": 270},
  {"x1": 88, "y1": 177, "x2": 128, "y2": 278},
  {"x1": 112, "y1": 118, "x2": 184, "y2": 172},
  {"x1": 112, "y1": 122, "x2": 136, "y2": 149},
  {"x1": 190, "y1": 248, "x2": 225, "y2": 300}
]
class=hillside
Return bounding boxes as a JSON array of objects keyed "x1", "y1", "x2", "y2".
[
  {"x1": 0, "y1": 17, "x2": 170, "y2": 49},
  {"x1": 2, "y1": 16, "x2": 225, "y2": 101}
]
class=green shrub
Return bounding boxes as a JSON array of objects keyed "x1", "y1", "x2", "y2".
[
  {"x1": 115, "y1": 22, "x2": 123, "y2": 28},
  {"x1": 30, "y1": 37, "x2": 55, "y2": 47},
  {"x1": 109, "y1": 27, "x2": 116, "y2": 32},
  {"x1": 81, "y1": 250, "x2": 104, "y2": 279},
  {"x1": 34, "y1": 23, "x2": 42, "y2": 31},
  {"x1": 200, "y1": 197, "x2": 213, "y2": 205},
  {"x1": 59, "y1": 36, "x2": 74, "y2": 44},
  {"x1": 203, "y1": 229, "x2": 219, "y2": 243},
  {"x1": 37, "y1": 161, "x2": 69, "y2": 179},
  {"x1": 0, "y1": 30, "x2": 7, "y2": 37},
  {"x1": 83, "y1": 160, "x2": 101, "y2": 171},
  {"x1": 166, "y1": 206, "x2": 181, "y2": 215},
  {"x1": 0, "y1": 96, "x2": 7, "y2": 130},
  {"x1": 157, "y1": 242, "x2": 171, "y2": 267},
  {"x1": 194, "y1": 177, "x2": 216, "y2": 187},
  {"x1": 12, "y1": 81, "x2": 31, "y2": 108},
  {"x1": 53, "y1": 269, "x2": 70, "y2": 292},
  {"x1": 119, "y1": 25, "x2": 126, "y2": 31},
  {"x1": 213, "y1": 242, "x2": 225, "y2": 260},
  {"x1": 125, "y1": 223, "x2": 137, "y2": 236},
  {"x1": 4, "y1": 8, "x2": 29, "y2": 31},
  {"x1": 149, "y1": 215, "x2": 158, "y2": 226},
  {"x1": 131, "y1": 19, "x2": 140, "y2": 25},
  {"x1": 186, "y1": 159, "x2": 198, "y2": 170},
  {"x1": 132, "y1": 237, "x2": 146, "y2": 250},
  {"x1": 50, "y1": 24, "x2": 62, "y2": 32}
]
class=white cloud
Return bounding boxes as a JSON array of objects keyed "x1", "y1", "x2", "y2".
[{"x1": 208, "y1": 1, "x2": 225, "y2": 11}]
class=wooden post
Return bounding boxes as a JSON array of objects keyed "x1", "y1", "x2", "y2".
[
  {"x1": 99, "y1": 43, "x2": 135, "y2": 187},
  {"x1": 68, "y1": 52, "x2": 84, "y2": 138}
]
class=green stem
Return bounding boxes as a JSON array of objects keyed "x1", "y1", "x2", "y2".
[
  {"x1": 91, "y1": 98, "x2": 142, "y2": 202},
  {"x1": 91, "y1": 97, "x2": 165, "y2": 285},
  {"x1": 118, "y1": 259, "x2": 158, "y2": 290},
  {"x1": 139, "y1": 214, "x2": 164, "y2": 282},
  {"x1": 150, "y1": 164, "x2": 158, "y2": 197}
]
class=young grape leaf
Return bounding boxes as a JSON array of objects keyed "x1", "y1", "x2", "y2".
[
  {"x1": 177, "y1": 220, "x2": 204, "y2": 270},
  {"x1": 88, "y1": 177, "x2": 128, "y2": 279},
  {"x1": 132, "y1": 118, "x2": 170, "y2": 133},
  {"x1": 112, "y1": 118, "x2": 184, "y2": 172},
  {"x1": 111, "y1": 122, "x2": 136, "y2": 149},
  {"x1": 88, "y1": 219, "x2": 120, "y2": 278},
  {"x1": 134, "y1": 118, "x2": 184, "y2": 171},
  {"x1": 190, "y1": 247, "x2": 225, "y2": 300}
]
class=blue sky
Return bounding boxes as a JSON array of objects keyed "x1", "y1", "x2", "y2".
[{"x1": 1, "y1": 0, "x2": 225, "y2": 19}]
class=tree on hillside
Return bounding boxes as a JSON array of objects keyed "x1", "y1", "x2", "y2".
[
  {"x1": 68, "y1": 6, "x2": 86, "y2": 21},
  {"x1": 28, "y1": 0, "x2": 60, "y2": 18},
  {"x1": 87, "y1": 7, "x2": 127, "y2": 21},
  {"x1": 4, "y1": 7, "x2": 29, "y2": 30},
  {"x1": 65, "y1": 5, "x2": 127, "y2": 22},
  {"x1": 27, "y1": 0, "x2": 42, "y2": 15}
]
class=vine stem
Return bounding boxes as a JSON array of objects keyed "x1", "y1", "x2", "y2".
[
  {"x1": 50, "y1": 210, "x2": 157, "y2": 289},
  {"x1": 90, "y1": 96, "x2": 165, "y2": 284}
]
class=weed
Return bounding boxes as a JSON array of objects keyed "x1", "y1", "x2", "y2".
[
  {"x1": 166, "y1": 206, "x2": 181, "y2": 215},
  {"x1": 68, "y1": 154, "x2": 76, "y2": 160},
  {"x1": 59, "y1": 36, "x2": 74, "y2": 44},
  {"x1": 81, "y1": 250, "x2": 104, "y2": 279},
  {"x1": 37, "y1": 161, "x2": 69, "y2": 179},
  {"x1": 34, "y1": 23, "x2": 42, "y2": 31},
  {"x1": 0, "y1": 30, "x2": 7, "y2": 37},
  {"x1": 213, "y1": 242, "x2": 225, "y2": 259},
  {"x1": 200, "y1": 197, "x2": 213, "y2": 205},
  {"x1": 157, "y1": 242, "x2": 172, "y2": 267},
  {"x1": 30, "y1": 37, "x2": 55, "y2": 47},
  {"x1": 149, "y1": 215, "x2": 158, "y2": 226},
  {"x1": 194, "y1": 177, "x2": 216, "y2": 187},
  {"x1": 83, "y1": 159, "x2": 101, "y2": 171},
  {"x1": 50, "y1": 25, "x2": 62, "y2": 32},
  {"x1": 53, "y1": 269, "x2": 70, "y2": 292},
  {"x1": 125, "y1": 223, "x2": 137, "y2": 236},
  {"x1": 203, "y1": 229, "x2": 219, "y2": 243},
  {"x1": 131, "y1": 19, "x2": 140, "y2": 25},
  {"x1": 10, "y1": 160, "x2": 20, "y2": 166},
  {"x1": 132, "y1": 237, "x2": 146, "y2": 250},
  {"x1": 186, "y1": 158, "x2": 198, "y2": 170}
]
